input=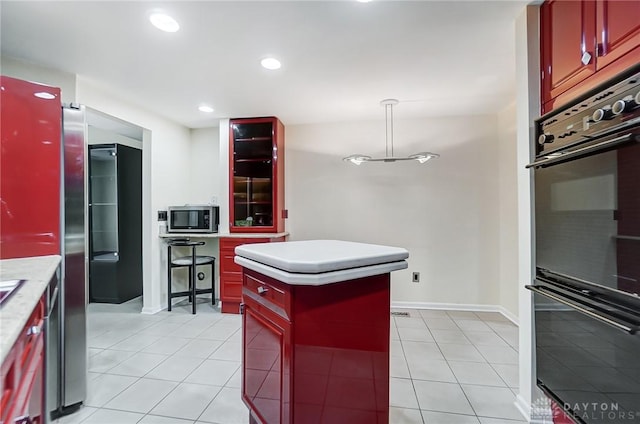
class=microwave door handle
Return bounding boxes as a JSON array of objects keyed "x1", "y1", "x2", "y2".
[
  {"x1": 526, "y1": 133, "x2": 640, "y2": 168},
  {"x1": 526, "y1": 285, "x2": 637, "y2": 334}
]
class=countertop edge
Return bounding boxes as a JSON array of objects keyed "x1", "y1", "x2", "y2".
[
  {"x1": 159, "y1": 232, "x2": 289, "y2": 239},
  {"x1": 0, "y1": 255, "x2": 61, "y2": 364},
  {"x1": 234, "y1": 256, "x2": 408, "y2": 285},
  {"x1": 234, "y1": 239, "x2": 409, "y2": 273}
]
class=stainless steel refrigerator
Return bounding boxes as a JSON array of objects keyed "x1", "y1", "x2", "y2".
[
  {"x1": 47, "y1": 103, "x2": 88, "y2": 421},
  {"x1": 0, "y1": 76, "x2": 87, "y2": 422}
]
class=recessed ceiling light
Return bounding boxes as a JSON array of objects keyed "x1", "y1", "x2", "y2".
[
  {"x1": 198, "y1": 105, "x2": 214, "y2": 113},
  {"x1": 34, "y1": 92, "x2": 56, "y2": 100},
  {"x1": 357, "y1": 0, "x2": 372, "y2": 2},
  {"x1": 261, "y1": 57, "x2": 282, "y2": 70},
  {"x1": 149, "y1": 12, "x2": 179, "y2": 32}
]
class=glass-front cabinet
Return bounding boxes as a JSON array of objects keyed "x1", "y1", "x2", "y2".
[
  {"x1": 89, "y1": 146, "x2": 118, "y2": 261},
  {"x1": 88, "y1": 143, "x2": 142, "y2": 304},
  {"x1": 229, "y1": 117, "x2": 285, "y2": 233}
]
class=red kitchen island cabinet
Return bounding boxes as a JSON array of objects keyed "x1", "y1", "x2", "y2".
[{"x1": 235, "y1": 240, "x2": 409, "y2": 424}]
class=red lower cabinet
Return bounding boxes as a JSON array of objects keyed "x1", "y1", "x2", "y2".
[
  {"x1": 241, "y1": 268, "x2": 390, "y2": 424},
  {"x1": 1, "y1": 297, "x2": 45, "y2": 424},
  {"x1": 244, "y1": 307, "x2": 288, "y2": 424},
  {"x1": 219, "y1": 236, "x2": 286, "y2": 314}
]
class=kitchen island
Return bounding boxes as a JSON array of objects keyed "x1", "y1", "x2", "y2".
[{"x1": 235, "y1": 239, "x2": 408, "y2": 424}]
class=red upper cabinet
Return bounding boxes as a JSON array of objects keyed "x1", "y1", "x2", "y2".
[
  {"x1": 540, "y1": 0, "x2": 597, "y2": 106},
  {"x1": 229, "y1": 117, "x2": 285, "y2": 234},
  {"x1": 595, "y1": 0, "x2": 640, "y2": 70},
  {"x1": 540, "y1": 0, "x2": 640, "y2": 113},
  {"x1": 0, "y1": 76, "x2": 61, "y2": 259}
]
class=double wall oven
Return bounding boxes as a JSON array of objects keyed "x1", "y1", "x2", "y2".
[{"x1": 527, "y1": 65, "x2": 640, "y2": 423}]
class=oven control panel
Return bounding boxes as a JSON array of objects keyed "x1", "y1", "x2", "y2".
[{"x1": 536, "y1": 66, "x2": 640, "y2": 156}]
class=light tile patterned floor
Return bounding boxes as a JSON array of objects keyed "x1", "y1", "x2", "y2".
[{"x1": 54, "y1": 299, "x2": 526, "y2": 424}]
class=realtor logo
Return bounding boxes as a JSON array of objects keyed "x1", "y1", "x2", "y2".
[{"x1": 530, "y1": 397, "x2": 556, "y2": 421}]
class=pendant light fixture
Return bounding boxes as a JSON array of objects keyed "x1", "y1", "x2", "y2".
[{"x1": 343, "y1": 99, "x2": 439, "y2": 165}]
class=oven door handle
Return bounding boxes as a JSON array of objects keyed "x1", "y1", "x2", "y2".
[
  {"x1": 525, "y1": 285, "x2": 637, "y2": 334},
  {"x1": 526, "y1": 132, "x2": 639, "y2": 168}
]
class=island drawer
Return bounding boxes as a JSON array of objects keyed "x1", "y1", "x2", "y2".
[{"x1": 244, "y1": 273, "x2": 286, "y2": 309}]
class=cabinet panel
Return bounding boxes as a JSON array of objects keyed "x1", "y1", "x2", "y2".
[
  {"x1": 220, "y1": 237, "x2": 272, "y2": 250},
  {"x1": 221, "y1": 251, "x2": 241, "y2": 273},
  {"x1": 0, "y1": 76, "x2": 61, "y2": 259},
  {"x1": 244, "y1": 274, "x2": 286, "y2": 310},
  {"x1": 220, "y1": 237, "x2": 285, "y2": 314},
  {"x1": 242, "y1": 305, "x2": 287, "y2": 424},
  {"x1": 1, "y1": 296, "x2": 45, "y2": 424},
  {"x1": 541, "y1": 0, "x2": 597, "y2": 104},
  {"x1": 221, "y1": 279, "x2": 242, "y2": 297},
  {"x1": 595, "y1": 0, "x2": 640, "y2": 70}
]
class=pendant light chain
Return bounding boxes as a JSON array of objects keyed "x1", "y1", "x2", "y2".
[{"x1": 389, "y1": 103, "x2": 394, "y2": 157}]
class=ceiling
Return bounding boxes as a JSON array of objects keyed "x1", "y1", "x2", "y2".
[{"x1": 0, "y1": 1, "x2": 528, "y2": 128}]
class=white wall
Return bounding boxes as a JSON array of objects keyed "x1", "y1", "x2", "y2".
[
  {"x1": 189, "y1": 127, "x2": 220, "y2": 205},
  {"x1": 514, "y1": 4, "x2": 540, "y2": 419},
  {"x1": 285, "y1": 116, "x2": 504, "y2": 307},
  {"x1": 497, "y1": 103, "x2": 520, "y2": 319},
  {"x1": 76, "y1": 76, "x2": 192, "y2": 314},
  {"x1": 88, "y1": 126, "x2": 143, "y2": 149},
  {"x1": 1, "y1": 55, "x2": 77, "y2": 103}
]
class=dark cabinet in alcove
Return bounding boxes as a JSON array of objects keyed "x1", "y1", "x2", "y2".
[{"x1": 88, "y1": 143, "x2": 142, "y2": 303}]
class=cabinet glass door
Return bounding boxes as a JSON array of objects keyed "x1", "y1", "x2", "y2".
[
  {"x1": 231, "y1": 121, "x2": 274, "y2": 228},
  {"x1": 89, "y1": 146, "x2": 118, "y2": 261}
]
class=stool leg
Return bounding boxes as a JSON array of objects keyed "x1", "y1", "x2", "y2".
[
  {"x1": 211, "y1": 260, "x2": 215, "y2": 306},
  {"x1": 192, "y1": 248, "x2": 197, "y2": 315},
  {"x1": 167, "y1": 246, "x2": 172, "y2": 312},
  {"x1": 188, "y1": 267, "x2": 193, "y2": 303}
]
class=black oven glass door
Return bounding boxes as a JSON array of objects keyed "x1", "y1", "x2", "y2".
[
  {"x1": 534, "y1": 291, "x2": 640, "y2": 423},
  {"x1": 534, "y1": 140, "x2": 640, "y2": 298}
]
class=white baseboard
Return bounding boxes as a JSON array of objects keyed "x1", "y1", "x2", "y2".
[
  {"x1": 514, "y1": 394, "x2": 532, "y2": 423},
  {"x1": 141, "y1": 304, "x2": 163, "y2": 314},
  {"x1": 391, "y1": 301, "x2": 519, "y2": 326},
  {"x1": 497, "y1": 305, "x2": 519, "y2": 325}
]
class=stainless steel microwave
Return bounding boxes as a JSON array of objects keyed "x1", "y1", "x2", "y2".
[{"x1": 167, "y1": 205, "x2": 219, "y2": 233}]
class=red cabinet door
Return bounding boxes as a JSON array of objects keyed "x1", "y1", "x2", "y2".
[
  {"x1": 595, "y1": 0, "x2": 640, "y2": 70},
  {"x1": 540, "y1": 0, "x2": 597, "y2": 104},
  {"x1": 242, "y1": 303, "x2": 289, "y2": 424},
  {"x1": 0, "y1": 76, "x2": 61, "y2": 259}
]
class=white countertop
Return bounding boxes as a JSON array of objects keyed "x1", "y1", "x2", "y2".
[
  {"x1": 234, "y1": 256, "x2": 407, "y2": 286},
  {"x1": 0, "y1": 255, "x2": 60, "y2": 363},
  {"x1": 235, "y1": 239, "x2": 409, "y2": 273},
  {"x1": 159, "y1": 232, "x2": 288, "y2": 239}
]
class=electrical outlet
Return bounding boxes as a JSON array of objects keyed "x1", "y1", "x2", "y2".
[{"x1": 412, "y1": 272, "x2": 420, "y2": 283}]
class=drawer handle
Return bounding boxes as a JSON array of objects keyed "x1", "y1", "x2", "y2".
[
  {"x1": 26, "y1": 325, "x2": 41, "y2": 336},
  {"x1": 15, "y1": 415, "x2": 33, "y2": 424},
  {"x1": 257, "y1": 286, "x2": 269, "y2": 295}
]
